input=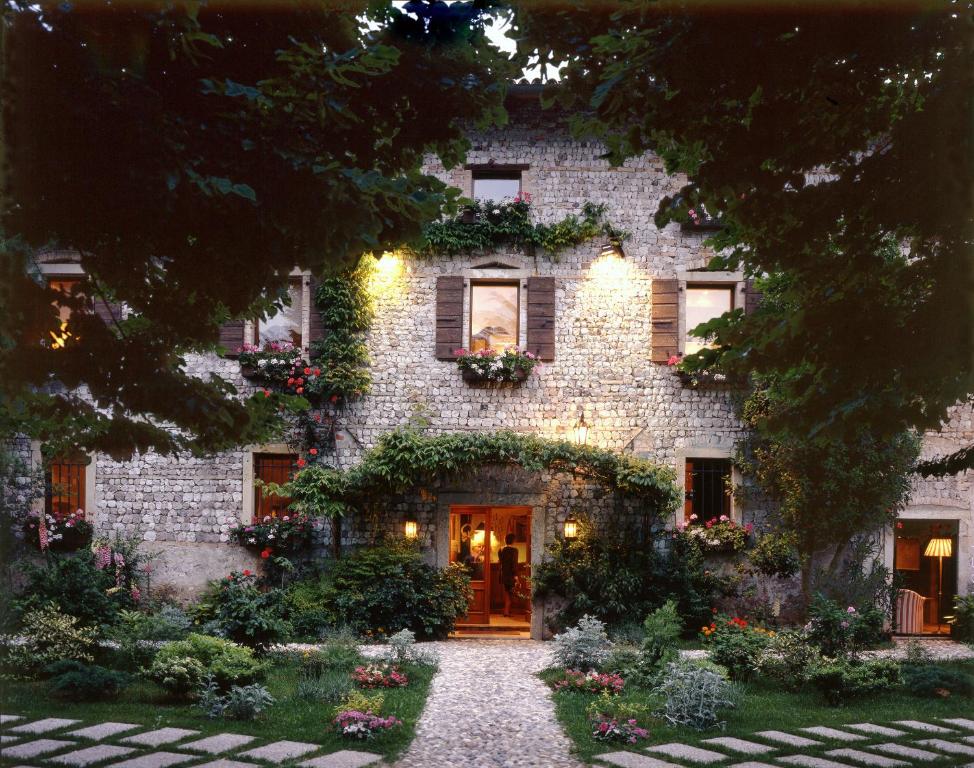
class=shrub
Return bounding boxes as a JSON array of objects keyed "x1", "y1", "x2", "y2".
[
  {"x1": 757, "y1": 630, "x2": 822, "y2": 691},
  {"x1": 15, "y1": 553, "x2": 129, "y2": 627},
  {"x1": 284, "y1": 578, "x2": 333, "y2": 640},
  {"x1": 321, "y1": 542, "x2": 472, "y2": 640},
  {"x1": 947, "y1": 594, "x2": 974, "y2": 643},
  {"x1": 110, "y1": 607, "x2": 192, "y2": 669},
  {"x1": 295, "y1": 640, "x2": 362, "y2": 677},
  {"x1": 657, "y1": 660, "x2": 735, "y2": 730},
  {"x1": 552, "y1": 615, "x2": 611, "y2": 671},
  {"x1": 702, "y1": 616, "x2": 772, "y2": 681},
  {"x1": 747, "y1": 531, "x2": 801, "y2": 578},
  {"x1": 550, "y1": 669, "x2": 624, "y2": 695},
  {"x1": 352, "y1": 663, "x2": 409, "y2": 689},
  {"x1": 901, "y1": 664, "x2": 974, "y2": 698},
  {"x1": 193, "y1": 572, "x2": 289, "y2": 652},
  {"x1": 146, "y1": 634, "x2": 263, "y2": 697},
  {"x1": 296, "y1": 670, "x2": 352, "y2": 704},
  {"x1": 641, "y1": 600, "x2": 682, "y2": 670},
  {"x1": 46, "y1": 660, "x2": 131, "y2": 701},
  {"x1": 334, "y1": 710, "x2": 402, "y2": 740},
  {"x1": 197, "y1": 677, "x2": 275, "y2": 720},
  {"x1": 600, "y1": 644, "x2": 645, "y2": 680},
  {"x1": 7, "y1": 603, "x2": 98, "y2": 674},
  {"x1": 334, "y1": 690, "x2": 385, "y2": 719},
  {"x1": 809, "y1": 658, "x2": 901, "y2": 706},
  {"x1": 806, "y1": 596, "x2": 885, "y2": 658},
  {"x1": 385, "y1": 628, "x2": 439, "y2": 667}
]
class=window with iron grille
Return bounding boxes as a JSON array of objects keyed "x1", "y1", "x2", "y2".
[
  {"x1": 46, "y1": 458, "x2": 87, "y2": 518},
  {"x1": 684, "y1": 458, "x2": 732, "y2": 522},
  {"x1": 253, "y1": 453, "x2": 296, "y2": 521}
]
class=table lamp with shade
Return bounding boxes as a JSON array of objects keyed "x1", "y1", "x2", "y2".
[{"x1": 923, "y1": 536, "x2": 952, "y2": 633}]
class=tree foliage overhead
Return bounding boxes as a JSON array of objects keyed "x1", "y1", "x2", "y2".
[
  {"x1": 514, "y1": 1, "x2": 973, "y2": 452},
  {"x1": 1, "y1": 0, "x2": 513, "y2": 458}
]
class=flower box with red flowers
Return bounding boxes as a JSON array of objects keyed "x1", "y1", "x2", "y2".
[
  {"x1": 454, "y1": 347, "x2": 539, "y2": 384},
  {"x1": 231, "y1": 513, "x2": 313, "y2": 554},
  {"x1": 549, "y1": 669, "x2": 625, "y2": 695},
  {"x1": 23, "y1": 510, "x2": 94, "y2": 552},
  {"x1": 673, "y1": 515, "x2": 752, "y2": 554}
]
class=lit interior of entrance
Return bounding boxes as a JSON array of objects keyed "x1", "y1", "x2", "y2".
[
  {"x1": 449, "y1": 505, "x2": 531, "y2": 635},
  {"x1": 894, "y1": 519, "x2": 959, "y2": 635}
]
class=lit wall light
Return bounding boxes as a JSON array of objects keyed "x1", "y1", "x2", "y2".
[
  {"x1": 574, "y1": 409, "x2": 589, "y2": 446},
  {"x1": 365, "y1": 250, "x2": 405, "y2": 300},
  {"x1": 600, "y1": 240, "x2": 625, "y2": 258},
  {"x1": 404, "y1": 518, "x2": 418, "y2": 539},
  {"x1": 563, "y1": 518, "x2": 579, "y2": 540}
]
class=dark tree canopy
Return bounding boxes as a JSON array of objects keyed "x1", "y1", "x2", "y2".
[{"x1": 1, "y1": 0, "x2": 513, "y2": 458}]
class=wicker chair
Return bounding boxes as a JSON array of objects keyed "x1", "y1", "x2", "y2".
[{"x1": 896, "y1": 589, "x2": 928, "y2": 635}]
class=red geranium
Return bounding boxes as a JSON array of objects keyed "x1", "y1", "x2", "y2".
[
  {"x1": 309, "y1": 448, "x2": 318, "y2": 456},
  {"x1": 261, "y1": 547, "x2": 272, "y2": 559},
  {"x1": 296, "y1": 458, "x2": 306, "y2": 468}
]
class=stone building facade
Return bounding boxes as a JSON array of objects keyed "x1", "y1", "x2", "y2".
[{"x1": 18, "y1": 94, "x2": 972, "y2": 638}]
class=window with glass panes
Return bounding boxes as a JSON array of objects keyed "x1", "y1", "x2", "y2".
[
  {"x1": 254, "y1": 278, "x2": 304, "y2": 348},
  {"x1": 684, "y1": 285, "x2": 734, "y2": 355},
  {"x1": 472, "y1": 171, "x2": 521, "y2": 203},
  {"x1": 253, "y1": 453, "x2": 296, "y2": 521},
  {"x1": 684, "y1": 458, "x2": 732, "y2": 522},
  {"x1": 469, "y1": 282, "x2": 519, "y2": 352},
  {"x1": 46, "y1": 457, "x2": 87, "y2": 518}
]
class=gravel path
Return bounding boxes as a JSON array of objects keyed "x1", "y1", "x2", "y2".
[{"x1": 391, "y1": 639, "x2": 584, "y2": 768}]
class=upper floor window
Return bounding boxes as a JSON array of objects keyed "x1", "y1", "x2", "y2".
[
  {"x1": 46, "y1": 455, "x2": 87, "y2": 518},
  {"x1": 473, "y1": 171, "x2": 521, "y2": 203},
  {"x1": 254, "y1": 278, "x2": 303, "y2": 348},
  {"x1": 684, "y1": 458, "x2": 731, "y2": 522},
  {"x1": 470, "y1": 282, "x2": 519, "y2": 352},
  {"x1": 685, "y1": 285, "x2": 734, "y2": 355},
  {"x1": 253, "y1": 453, "x2": 296, "y2": 521}
]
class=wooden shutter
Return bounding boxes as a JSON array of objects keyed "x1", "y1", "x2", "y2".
[
  {"x1": 219, "y1": 320, "x2": 246, "y2": 358},
  {"x1": 526, "y1": 276, "x2": 555, "y2": 361},
  {"x1": 650, "y1": 278, "x2": 679, "y2": 363},
  {"x1": 435, "y1": 276, "x2": 464, "y2": 359},
  {"x1": 308, "y1": 277, "x2": 324, "y2": 345},
  {"x1": 744, "y1": 279, "x2": 763, "y2": 314},
  {"x1": 684, "y1": 460, "x2": 695, "y2": 522}
]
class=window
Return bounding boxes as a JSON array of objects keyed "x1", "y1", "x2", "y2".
[
  {"x1": 46, "y1": 456, "x2": 87, "y2": 518},
  {"x1": 470, "y1": 282, "x2": 519, "y2": 352},
  {"x1": 472, "y1": 172, "x2": 521, "y2": 203},
  {"x1": 253, "y1": 453, "x2": 296, "y2": 521},
  {"x1": 47, "y1": 278, "x2": 81, "y2": 348},
  {"x1": 684, "y1": 458, "x2": 731, "y2": 522},
  {"x1": 685, "y1": 285, "x2": 734, "y2": 355},
  {"x1": 254, "y1": 278, "x2": 303, "y2": 348}
]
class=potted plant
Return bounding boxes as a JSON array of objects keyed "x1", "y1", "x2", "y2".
[
  {"x1": 453, "y1": 347, "x2": 540, "y2": 384},
  {"x1": 24, "y1": 510, "x2": 94, "y2": 552}
]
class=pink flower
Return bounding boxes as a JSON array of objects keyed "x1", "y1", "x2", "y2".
[
  {"x1": 689, "y1": 514, "x2": 698, "y2": 521},
  {"x1": 719, "y1": 514, "x2": 729, "y2": 522},
  {"x1": 840, "y1": 621, "x2": 849, "y2": 628},
  {"x1": 846, "y1": 606, "x2": 857, "y2": 614},
  {"x1": 667, "y1": 354, "x2": 680, "y2": 366}
]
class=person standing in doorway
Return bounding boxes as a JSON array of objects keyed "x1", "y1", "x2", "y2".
[{"x1": 499, "y1": 533, "x2": 519, "y2": 618}]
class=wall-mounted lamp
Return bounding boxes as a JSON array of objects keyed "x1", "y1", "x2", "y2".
[
  {"x1": 574, "y1": 409, "x2": 589, "y2": 446},
  {"x1": 404, "y1": 518, "x2": 418, "y2": 539},
  {"x1": 600, "y1": 240, "x2": 625, "y2": 258},
  {"x1": 563, "y1": 518, "x2": 580, "y2": 540}
]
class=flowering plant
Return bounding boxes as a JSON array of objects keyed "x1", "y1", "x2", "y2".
[
  {"x1": 700, "y1": 614, "x2": 774, "y2": 681},
  {"x1": 551, "y1": 669, "x2": 625, "y2": 695},
  {"x1": 24, "y1": 509, "x2": 93, "y2": 552},
  {"x1": 453, "y1": 347, "x2": 540, "y2": 383},
  {"x1": 334, "y1": 710, "x2": 402, "y2": 740},
  {"x1": 238, "y1": 342, "x2": 304, "y2": 383},
  {"x1": 231, "y1": 513, "x2": 312, "y2": 554},
  {"x1": 674, "y1": 515, "x2": 751, "y2": 553},
  {"x1": 351, "y1": 663, "x2": 409, "y2": 689},
  {"x1": 589, "y1": 714, "x2": 649, "y2": 744}
]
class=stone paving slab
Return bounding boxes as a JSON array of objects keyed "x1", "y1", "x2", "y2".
[
  {"x1": 645, "y1": 743, "x2": 728, "y2": 764},
  {"x1": 753, "y1": 731, "x2": 822, "y2": 748},
  {"x1": 1, "y1": 739, "x2": 76, "y2": 759},
  {"x1": 824, "y1": 748, "x2": 909, "y2": 767},
  {"x1": 800, "y1": 727, "x2": 866, "y2": 742},
  {"x1": 67, "y1": 724, "x2": 142, "y2": 741},
  {"x1": 105, "y1": 752, "x2": 196, "y2": 768},
  {"x1": 867, "y1": 743, "x2": 945, "y2": 762},
  {"x1": 11, "y1": 719, "x2": 81, "y2": 735},
  {"x1": 965, "y1": 736, "x2": 974, "y2": 745},
  {"x1": 1, "y1": 734, "x2": 21, "y2": 744},
  {"x1": 702, "y1": 738, "x2": 775, "y2": 755},
  {"x1": 778, "y1": 756, "x2": 859, "y2": 768},
  {"x1": 48, "y1": 745, "x2": 137, "y2": 766},
  {"x1": 120, "y1": 729, "x2": 199, "y2": 748},
  {"x1": 843, "y1": 725, "x2": 908, "y2": 738},
  {"x1": 238, "y1": 741, "x2": 321, "y2": 764},
  {"x1": 298, "y1": 751, "x2": 383, "y2": 768},
  {"x1": 943, "y1": 719, "x2": 974, "y2": 731},
  {"x1": 0, "y1": 715, "x2": 25, "y2": 725},
  {"x1": 595, "y1": 753, "x2": 683, "y2": 768},
  {"x1": 890, "y1": 720, "x2": 954, "y2": 734},
  {"x1": 726, "y1": 764, "x2": 776, "y2": 768},
  {"x1": 194, "y1": 761, "x2": 261, "y2": 768},
  {"x1": 179, "y1": 734, "x2": 257, "y2": 754},
  {"x1": 916, "y1": 738, "x2": 974, "y2": 756}
]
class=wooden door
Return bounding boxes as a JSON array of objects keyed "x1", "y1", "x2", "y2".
[{"x1": 450, "y1": 507, "x2": 490, "y2": 624}]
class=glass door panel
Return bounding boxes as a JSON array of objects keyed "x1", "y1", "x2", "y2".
[{"x1": 450, "y1": 508, "x2": 489, "y2": 624}]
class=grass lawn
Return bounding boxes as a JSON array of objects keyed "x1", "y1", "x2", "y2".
[
  {"x1": 543, "y1": 661, "x2": 974, "y2": 764},
  {"x1": 1, "y1": 656, "x2": 434, "y2": 761}
]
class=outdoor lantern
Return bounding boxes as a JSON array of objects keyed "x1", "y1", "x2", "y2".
[
  {"x1": 404, "y1": 518, "x2": 418, "y2": 539},
  {"x1": 600, "y1": 240, "x2": 625, "y2": 258},
  {"x1": 563, "y1": 518, "x2": 579, "y2": 540},
  {"x1": 924, "y1": 536, "x2": 953, "y2": 633},
  {"x1": 574, "y1": 409, "x2": 589, "y2": 446}
]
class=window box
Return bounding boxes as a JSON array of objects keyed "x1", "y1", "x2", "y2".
[
  {"x1": 461, "y1": 366, "x2": 530, "y2": 384},
  {"x1": 240, "y1": 363, "x2": 260, "y2": 379},
  {"x1": 455, "y1": 348, "x2": 539, "y2": 385},
  {"x1": 674, "y1": 369, "x2": 733, "y2": 388}
]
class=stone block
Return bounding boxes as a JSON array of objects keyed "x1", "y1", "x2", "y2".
[
  {"x1": 0, "y1": 735, "x2": 19, "y2": 744},
  {"x1": 701, "y1": 738, "x2": 774, "y2": 755},
  {"x1": 105, "y1": 752, "x2": 195, "y2": 768},
  {"x1": 916, "y1": 738, "x2": 974, "y2": 756},
  {"x1": 193, "y1": 762, "x2": 260, "y2": 768},
  {"x1": 68, "y1": 723, "x2": 141, "y2": 741},
  {"x1": 298, "y1": 751, "x2": 383, "y2": 768},
  {"x1": 595, "y1": 753, "x2": 683, "y2": 768},
  {"x1": 239, "y1": 741, "x2": 321, "y2": 763},
  {"x1": 943, "y1": 719, "x2": 974, "y2": 731},
  {"x1": 1, "y1": 738, "x2": 75, "y2": 759},
  {"x1": 778, "y1": 757, "x2": 858, "y2": 768},
  {"x1": 842, "y1": 724, "x2": 907, "y2": 738},
  {"x1": 10, "y1": 718, "x2": 81, "y2": 734},
  {"x1": 645, "y1": 743, "x2": 728, "y2": 763},
  {"x1": 868, "y1": 743, "x2": 945, "y2": 761},
  {"x1": 726, "y1": 764, "x2": 776, "y2": 768},
  {"x1": 179, "y1": 734, "x2": 256, "y2": 754},
  {"x1": 49, "y1": 745, "x2": 137, "y2": 766},
  {"x1": 824, "y1": 748, "x2": 909, "y2": 767},
  {"x1": 800, "y1": 727, "x2": 865, "y2": 742},
  {"x1": 891, "y1": 720, "x2": 954, "y2": 733},
  {"x1": 753, "y1": 731, "x2": 822, "y2": 748},
  {"x1": 121, "y1": 729, "x2": 199, "y2": 747},
  {"x1": 0, "y1": 715, "x2": 24, "y2": 725}
]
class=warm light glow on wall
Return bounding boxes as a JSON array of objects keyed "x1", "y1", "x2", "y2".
[
  {"x1": 49, "y1": 320, "x2": 74, "y2": 349},
  {"x1": 364, "y1": 251, "x2": 406, "y2": 300},
  {"x1": 588, "y1": 252, "x2": 633, "y2": 284}
]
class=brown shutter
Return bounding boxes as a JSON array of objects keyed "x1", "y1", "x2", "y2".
[
  {"x1": 219, "y1": 320, "x2": 246, "y2": 358},
  {"x1": 744, "y1": 279, "x2": 763, "y2": 314},
  {"x1": 526, "y1": 276, "x2": 555, "y2": 361},
  {"x1": 308, "y1": 277, "x2": 324, "y2": 346},
  {"x1": 651, "y1": 278, "x2": 679, "y2": 363},
  {"x1": 684, "y1": 460, "x2": 695, "y2": 522},
  {"x1": 435, "y1": 276, "x2": 464, "y2": 359}
]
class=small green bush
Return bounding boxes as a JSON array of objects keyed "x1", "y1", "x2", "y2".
[
  {"x1": 806, "y1": 596, "x2": 885, "y2": 658},
  {"x1": 657, "y1": 659, "x2": 735, "y2": 730},
  {"x1": 705, "y1": 618, "x2": 771, "y2": 682},
  {"x1": 146, "y1": 634, "x2": 264, "y2": 697},
  {"x1": 193, "y1": 572, "x2": 289, "y2": 652},
  {"x1": 46, "y1": 660, "x2": 131, "y2": 701},
  {"x1": 901, "y1": 663, "x2": 974, "y2": 698},
  {"x1": 809, "y1": 658, "x2": 901, "y2": 706},
  {"x1": 110, "y1": 607, "x2": 192, "y2": 670},
  {"x1": 15, "y1": 554, "x2": 126, "y2": 628},
  {"x1": 947, "y1": 594, "x2": 974, "y2": 643},
  {"x1": 7, "y1": 603, "x2": 98, "y2": 675},
  {"x1": 757, "y1": 630, "x2": 822, "y2": 691},
  {"x1": 197, "y1": 677, "x2": 275, "y2": 720},
  {"x1": 641, "y1": 600, "x2": 682, "y2": 670},
  {"x1": 747, "y1": 531, "x2": 801, "y2": 578},
  {"x1": 552, "y1": 615, "x2": 611, "y2": 671},
  {"x1": 295, "y1": 670, "x2": 352, "y2": 704}
]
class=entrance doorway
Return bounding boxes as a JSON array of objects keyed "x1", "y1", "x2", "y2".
[
  {"x1": 894, "y1": 519, "x2": 959, "y2": 635},
  {"x1": 449, "y1": 505, "x2": 531, "y2": 635}
]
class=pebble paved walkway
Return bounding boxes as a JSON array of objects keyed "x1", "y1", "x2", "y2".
[{"x1": 392, "y1": 639, "x2": 584, "y2": 768}]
